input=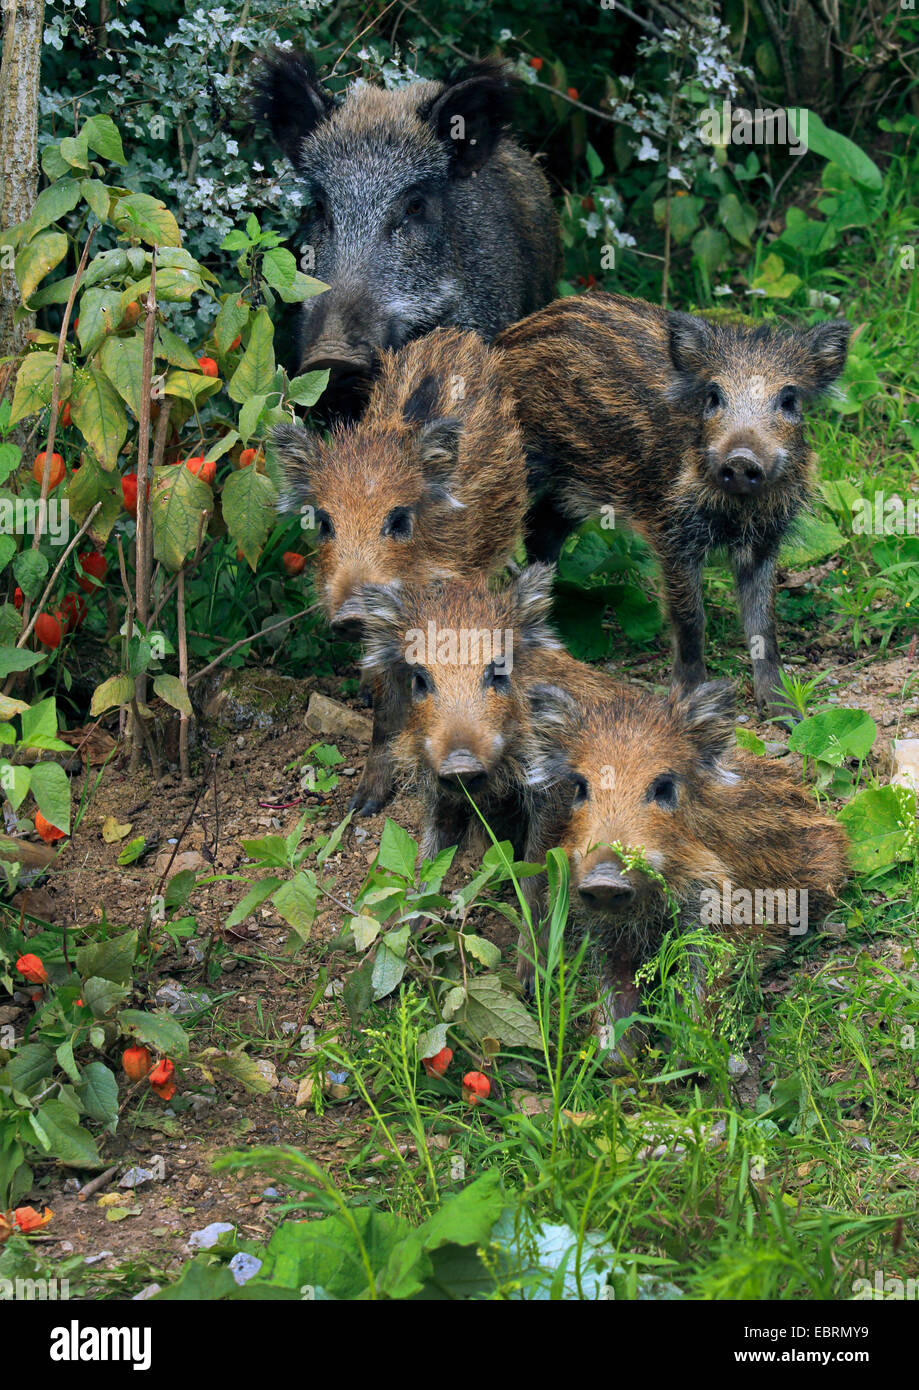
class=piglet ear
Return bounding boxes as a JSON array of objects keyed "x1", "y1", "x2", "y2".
[
  {"x1": 359, "y1": 583, "x2": 410, "y2": 676},
  {"x1": 252, "y1": 49, "x2": 338, "y2": 170},
  {"x1": 525, "y1": 684, "x2": 580, "y2": 790},
  {"x1": 416, "y1": 416, "x2": 463, "y2": 478},
  {"x1": 514, "y1": 563, "x2": 561, "y2": 650},
  {"x1": 802, "y1": 320, "x2": 851, "y2": 391},
  {"x1": 420, "y1": 60, "x2": 514, "y2": 175},
  {"x1": 272, "y1": 423, "x2": 321, "y2": 514},
  {"x1": 668, "y1": 312, "x2": 717, "y2": 379},
  {"x1": 671, "y1": 680, "x2": 736, "y2": 769}
]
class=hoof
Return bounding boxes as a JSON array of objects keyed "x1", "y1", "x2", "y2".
[{"x1": 348, "y1": 791, "x2": 384, "y2": 817}]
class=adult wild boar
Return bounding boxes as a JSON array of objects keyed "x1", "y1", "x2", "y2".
[{"x1": 254, "y1": 49, "x2": 560, "y2": 414}]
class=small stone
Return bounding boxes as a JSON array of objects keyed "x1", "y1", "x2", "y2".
[
  {"x1": 262, "y1": 1187, "x2": 283, "y2": 1202},
  {"x1": 727, "y1": 1054, "x2": 749, "y2": 1077},
  {"x1": 63, "y1": 1177, "x2": 82, "y2": 1193},
  {"x1": 133, "y1": 1284, "x2": 162, "y2": 1301},
  {"x1": 236, "y1": 735, "x2": 246, "y2": 748},
  {"x1": 295, "y1": 1076, "x2": 314, "y2": 1109},
  {"x1": 229, "y1": 1253, "x2": 263, "y2": 1286},
  {"x1": 304, "y1": 692, "x2": 372, "y2": 743},
  {"x1": 220, "y1": 958, "x2": 239, "y2": 973},
  {"x1": 340, "y1": 767, "x2": 356, "y2": 777},
  {"x1": 119, "y1": 1167, "x2": 155, "y2": 1188},
  {"x1": 324, "y1": 980, "x2": 344, "y2": 998},
  {"x1": 186, "y1": 1222, "x2": 234, "y2": 1251}
]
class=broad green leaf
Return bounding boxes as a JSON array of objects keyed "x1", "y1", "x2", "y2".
[
  {"x1": 788, "y1": 109, "x2": 882, "y2": 191},
  {"x1": 203, "y1": 431, "x2": 239, "y2": 464},
  {"x1": 376, "y1": 819, "x2": 418, "y2": 881},
  {"x1": 781, "y1": 511, "x2": 847, "y2": 568},
  {"x1": 225, "y1": 877, "x2": 282, "y2": 929},
  {"x1": 417, "y1": 1023, "x2": 448, "y2": 1060},
  {"x1": 285, "y1": 370, "x2": 329, "y2": 408},
  {"x1": 83, "y1": 974, "x2": 129, "y2": 1016},
  {"x1": 118, "y1": 1007, "x2": 190, "y2": 1057},
  {"x1": 29, "y1": 760, "x2": 71, "y2": 834},
  {"x1": 117, "y1": 836, "x2": 147, "y2": 866},
  {"x1": 22, "y1": 181, "x2": 82, "y2": 237},
  {"x1": 76, "y1": 929, "x2": 137, "y2": 984},
  {"x1": 153, "y1": 673, "x2": 192, "y2": 716},
  {"x1": 111, "y1": 192, "x2": 181, "y2": 248},
  {"x1": 0, "y1": 762, "x2": 30, "y2": 812},
  {"x1": 67, "y1": 451, "x2": 123, "y2": 545},
  {"x1": 221, "y1": 464, "x2": 277, "y2": 568},
  {"x1": 99, "y1": 333, "x2": 146, "y2": 418},
  {"x1": 261, "y1": 247, "x2": 297, "y2": 290},
  {"x1": 371, "y1": 942, "x2": 407, "y2": 999},
  {"x1": 15, "y1": 231, "x2": 68, "y2": 302},
  {"x1": 462, "y1": 933, "x2": 501, "y2": 969},
  {"x1": 205, "y1": 1049, "x2": 274, "y2": 1094},
  {"x1": 55, "y1": 1037, "x2": 82, "y2": 1084},
  {"x1": 4, "y1": 1043, "x2": 55, "y2": 1094},
  {"x1": 154, "y1": 324, "x2": 200, "y2": 371},
  {"x1": 463, "y1": 975, "x2": 543, "y2": 1048},
  {"x1": 213, "y1": 295, "x2": 249, "y2": 354},
  {"x1": 90, "y1": 673, "x2": 134, "y2": 716},
  {"x1": 77, "y1": 285, "x2": 124, "y2": 356},
  {"x1": 83, "y1": 114, "x2": 126, "y2": 165},
  {"x1": 59, "y1": 131, "x2": 90, "y2": 170},
  {"x1": 837, "y1": 785, "x2": 914, "y2": 873},
  {"x1": 238, "y1": 393, "x2": 266, "y2": 442},
  {"x1": 80, "y1": 178, "x2": 111, "y2": 223},
  {"x1": 34, "y1": 1098, "x2": 103, "y2": 1168},
  {"x1": 0, "y1": 648, "x2": 43, "y2": 679},
  {"x1": 162, "y1": 369, "x2": 221, "y2": 405},
  {"x1": 718, "y1": 192, "x2": 755, "y2": 247},
  {"x1": 79, "y1": 1062, "x2": 120, "y2": 1130},
  {"x1": 8, "y1": 353, "x2": 72, "y2": 426},
  {"x1": 227, "y1": 307, "x2": 275, "y2": 403},
  {"x1": 12, "y1": 550, "x2": 48, "y2": 602},
  {"x1": 19, "y1": 696, "x2": 58, "y2": 746},
  {"x1": 82, "y1": 247, "x2": 129, "y2": 289},
  {"x1": 351, "y1": 914, "x2": 381, "y2": 950},
  {"x1": 272, "y1": 870, "x2": 319, "y2": 944},
  {"x1": 72, "y1": 366, "x2": 127, "y2": 469},
  {"x1": 151, "y1": 462, "x2": 213, "y2": 572},
  {"x1": 788, "y1": 708, "x2": 876, "y2": 765}
]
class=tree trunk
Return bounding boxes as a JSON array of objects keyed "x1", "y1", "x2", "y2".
[{"x1": 0, "y1": 0, "x2": 45, "y2": 394}]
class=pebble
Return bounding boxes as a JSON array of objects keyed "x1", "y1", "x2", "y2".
[
  {"x1": 727, "y1": 1054, "x2": 749, "y2": 1077},
  {"x1": 186, "y1": 1222, "x2": 234, "y2": 1251},
  {"x1": 229, "y1": 1253, "x2": 262, "y2": 1286}
]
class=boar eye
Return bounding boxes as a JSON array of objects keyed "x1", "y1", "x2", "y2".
[
  {"x1": 315, "y1": 509, "x2": 334, "y2": 541},
  {"x1": 704, "y1": 383, "x2": 724, "y2": 417},
  {"x1": 777, "y1": 386, "x2": 800, "y2": 416},
  {"x1": 648, "y1": 774, "x2": 678, "y2": 808},
  {"x1": 483, "y1": 661, "x2": 510, "y2": 693},
  {"x1": 382, "y1": 506, "x2": 414, "y2": 541},
  {"x1": 403, "y1": 194, "x2": 425, "y2": 222},
  {"x1": 411, "y1": 667, "x2": 433, "y2": 701},
  {"x1": 571, "y1": 774, "x2": 589, "y2": 807}
]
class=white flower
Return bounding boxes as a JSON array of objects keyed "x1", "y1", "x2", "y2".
[
  {"x1": 636, "y1": 136, "x2": 660, "y2": 162},
  {"x1": 668, "y1": 165, "x2": 688, "y2": 184}
]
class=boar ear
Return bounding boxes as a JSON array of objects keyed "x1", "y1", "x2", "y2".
[
  {"x1": 420, "y1": 60, "x2": 514, "y2": 175},
  {"x1": 416, "y1": 417, "x2": 463, "y2": 476},
  {"x1": 272, "y1": 423, "x2": 321, "y2": 513},
  {"x1": 514, "y1": 563, "x2": 562, "y2": 649},
  {"x1": 673, "y1": 680, "x2": 737, "y2": 770},
  {"x1": 252, "y1": 49, "x2": 338, "y2": 170},
  {"x1": 526, "y1": 685, "x2": 580, "y2": 789},
  {"x1": 668, "y1": 313, "x2": 717, "y2": 379},
  {"x1": 359, "y1": 584, "x2": 410, "y2": 675},
  {"x1": 802, "y1": 320, "x2": 851, "y2": 391}
]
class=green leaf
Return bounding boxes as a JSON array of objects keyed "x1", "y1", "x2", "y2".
[
  {"x1": 271, "y1": 871, "x2": 319, "y2": 944},
  {"x1": 67, "y1": 452, "x2": 123, "y2": 546},
  {"x1": 735, "y1": 727, "x2": 766, "y2": 755},
  {"x1": 153, "y1": 673, "x2": 192, "y2": 717},
  {"x1": 79, "y1": 1063, "x2": 119, "y2": 1131},
  {"x1": 221, "y1": 464, "x2": 277, "y2": 568},
  {"x1": 285, "y1": 370, "x2": 329, "y2": 408},
  {"x1": 82, "y1": 247, "x2": 129, "y2": 289},
  {"x1": 788, "y1": 109, "x2": 882, "y2": 191},
  {"x1": 417, "y1": 1023, "x2": 448, "y2": 1060},
  {"x1": 72, "y1": 366, "x2": 127, "y2": 469},
  {"x1": 59, "y1": 131, "x2": 90, "y2": 170},
  {"x1": 750, "y1": 252, "x2": 802, "y2": 299},
  {"x1": 116, "y1": 836, "x2": 147, "y2": 866},
  {"x1": 9, "y1": 353, "x2": 72, "y2": 426},
  {"x1": 99, "y1": 333, "x2": 146, "y2": 419},
  {"x1": 34, "y1": 1099, "x2": 103, "y2": 1169},
  {"x1": 4, "y1": 1043, "x2": 55, "y2": 1094},
  {"x1": 420, "y1": 1170, "x2": 503, "y2": 1250},
  {"x1": 238, "y1": 393, "x2": 267, "y2": 442},
  {"x1": 351, "y1": 914, "x2": 381, "y2": 950},
  {"x1": 12, "y1": 550, "x2": 48, "y2": 602},
  {"x1": 376, "y1": 819, "x2": 418, "y2": 881},
  {"x1": 29, "y1": 760, "x2": 71, "y2": 834},
  {"x1": 153, "y1": 324, "x2": 200, "y2": 371},
  {"x1": 214, "y1": 295, "x2": 250, "y2": 354},
  {"x1": 55, "y1": 1037, "x2": 82, "y2": 1084},
  {"x1": 19, "y1": 697, "x2": 58, "y2": 746},
  {"x1": 343, "y1": 955, "x2": 374, "y2": 1023},
  {"x1": 90, "y1": 674, "x2": 135, "y2": 716},
  {"x1": 0, "y1": 648, "x2": 42, "y2": 679},
  {"x1": 83, "y1": 114, "x2": 126, "y2": 165},
  {"x1": 718, "y1": 192, "x2": 755, "y2": 248},
  {"x1": 76, "y1": 930, "x2": 137, "y2": 983},
  {"x1": 118, "y1": 1007, "x2": 190, "y2": 1057},
  {"x1": 225, "y1": 877, "x2": 283, "y2": 929},
  {"x1": 838, "y1": 786, "x2": 914, "y2": 873},
  {"x1": 80, "y1": 178, "x2": 111, "y2": 223},
  {"x1": 203, "y1": 431, "x2": 239, "y2": 464},
  {"x1": 1, "y1": 762, "x2": 30, "y2": 812},
  {"x1": 15, "y1": 231, "x2": 68, "y2": 302},
  {"x1": 463, "y1": 975, "x2": 543, "y2": 1048},
  {"x1": 83, "y1": 974, "x2": 129, "y2": 1017},
  {"x1": 227, "y1": 307, "x2": 275, "y2": 403},
  {"x1": 462, "y1": 933, "x2": 501, "y2": 969},
  {"x1": 111, "y1": 192, "x2": 181, "y2": 248},
  {"x1": 781, "y1": 512, "x2": 847, "y2": 568},
  {"x1": 371, "y1": 942, "x2": 407, "y2": 999},
  {"x1": 788, "y1": 708, "x2": 876, "y2": 765},
  {"x1": 77, "y1": 286, "x2": 124, "y2": 356},
  {"x1": 22, "y1": 180, "x2": 82, "y2": 237},
  {"x1": 151, "y1": 462, "x2": 213, "y2": 572}
]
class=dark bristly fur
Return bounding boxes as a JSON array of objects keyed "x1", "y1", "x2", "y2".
[
  {"x1": 273, "y1": 329, "x2": 529, "y2": 816},
  {"x1": 524, "y1": 677, "x2": 850, "y2": 1061},
  {"x1": 252, "y1": 49, "x2": 559, "y2": 414},
  {"x1": 496, "y1": 293, "x2": 850, "y2": 715}
]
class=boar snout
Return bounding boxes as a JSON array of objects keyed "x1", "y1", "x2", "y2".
[
  {"x1": 578, "y1": 862, "x2": 636, "y2": 912},
  {"x1": 329, "y1": 597, "x2": 366, "y2": 641},
  {"x1": 437, "y1": 748, "x2": 488, "y2": 793},
  {"x1": 710, "y1": 446, "x2": 768, "y2": 497}
]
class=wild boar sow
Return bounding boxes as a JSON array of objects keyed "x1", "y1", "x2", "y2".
[
  {"x1": 254, "y1": 50, "x2": 559, "y2": 414},
  {"x1": 497, "y1": 293, "x2": 850, "y2": 713},
  {"x1": 525, "y1": 679, "x2": 849, "y2": 1058},
  {"x1": 273, "y1": 328, "x2": 529, "y2": 814}
]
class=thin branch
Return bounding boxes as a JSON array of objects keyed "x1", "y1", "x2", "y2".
[
  {"x1": 16, "y1": 503, "x2": 102, "y2": 647},
  {"x1": 187, "y1": 606, "x2": 316, "y2": 688}
]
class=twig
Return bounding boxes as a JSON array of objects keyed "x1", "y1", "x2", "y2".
[
  {"x1": 187, "y1": 606, "x2": 315, "y2": 688},
  {"x1": 15, "y1": 503, "x2": 102, "y2": 648},
  {"x1": 77, "y1": 1165, "x2": 118, "y2": 1202},
  {"x1": 132, "y1": 250, "x2": 158, "y2": 772},
  {"x1": 177, "y1": 566, "x2": 190, "y2": 781}
]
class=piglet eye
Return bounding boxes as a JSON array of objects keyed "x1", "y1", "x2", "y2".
[
  {"x1": 778, "y1": 386, "x2": 799, "y2": 416},
  {"x1": 704, "y1": 384, "x2": 723, "y2": 416},
  {"x1": 382, "y1": 506, "x2": 413, "y2": 541},
  {"x1": 404, "y1": 195, "x2": 425, "y2": 220},
  {"x1": 648, "y1": 774, "x2": 677, "y2": 808},
  {"x1": 316, "y1": 510, "x2": 334, "y2": 541},
  {"x1": 412, "y1": 668, "x2": 432, "y2": 701},
  {"x1": 571, "y1": 774, "x2": 589, "y2": 807},
  {"x1": 484, "y1": 661, "x2": 510, "y2": 693}
]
